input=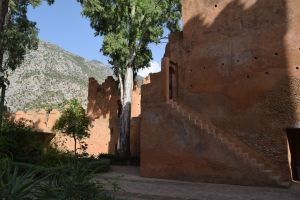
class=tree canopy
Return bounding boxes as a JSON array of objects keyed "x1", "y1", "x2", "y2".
[{"x1": 81, "y1": 0, "x2": 181, "y2": 76}]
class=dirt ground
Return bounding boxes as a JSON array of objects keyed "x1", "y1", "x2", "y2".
[{"x1": 95, "y1": 166, "x2": 300, "y2": 200}]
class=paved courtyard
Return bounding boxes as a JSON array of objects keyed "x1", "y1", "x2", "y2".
[{"x1": 95, "y1": 166, "x2": 300, "y2": 200}]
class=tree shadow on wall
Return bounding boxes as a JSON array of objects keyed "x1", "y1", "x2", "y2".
[
  {"x1": 182, "y1": 0, "x2": 296, "y2": 180},
  {"x1": 87, "y1": 77, "x2": 120, "y2": 154}
]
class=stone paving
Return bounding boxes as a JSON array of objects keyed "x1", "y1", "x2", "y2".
[{"x1": 95, "y1": 166, "x2": 300, "y2": 200}]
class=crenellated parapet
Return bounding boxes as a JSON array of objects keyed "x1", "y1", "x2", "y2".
[{"x1": 14, "y1": 109, "x2": 61, "y2": 132}]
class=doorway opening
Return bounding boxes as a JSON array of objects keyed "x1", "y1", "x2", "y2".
[
  {"x1": 286, "y1": 128, "x2": 300, "y2": 181},
  {"x1": 169, "y1": 63, "x2": 177, "y2": 100},
  {"x1": 169, "y1": 67, "x2": 175, "y2": 100}
]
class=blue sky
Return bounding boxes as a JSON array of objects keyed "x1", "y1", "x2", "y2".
[{"x1": 28, "y1": 0, "x2": 168, "y2": 76}]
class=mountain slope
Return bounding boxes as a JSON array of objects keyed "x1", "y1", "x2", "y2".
[{"x1": 6, "y1": 41, "x2": 113, "y2": 111}]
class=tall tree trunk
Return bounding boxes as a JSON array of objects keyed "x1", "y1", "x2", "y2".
[
  {"x1": 0, "y1": 0, "x2": 8, "y2": 130},
  {"x1": 119, "y1": 67, "x2": 133, "y2": 156},
  {"x1": 118, "y1": 2, "x2": 136, "y2": 156},
  {"x1": 0, "y1": 47, "x2": 5, "y2": 129},
  {"x1": 118, "y1": 73, "x2": 124, "y2": 105},
  {"x1": 0, "y1": 0, "x2": 8, "y2": 35},
  {"x1": 0, "y1": 83, "x2": 5, "y2": 120},
  {"x1": 73, "y1": 136, "x2": 77, "y2": 156}
]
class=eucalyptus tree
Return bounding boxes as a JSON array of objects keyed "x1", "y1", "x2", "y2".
[
  {"x1": 0, "y1": 0, "x2": 54, "y2": 128},
  {"x1": 80, "y1": 0, "x2": 181, "y2": 155}
]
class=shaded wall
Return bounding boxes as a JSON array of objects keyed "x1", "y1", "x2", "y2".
[
  {"x1": 130, "y1": 81, "x2": 141, "y2": 156},
  {"x1": 87, "y1": 77, "x2": 120, "y2": 155},
  {"x1": 140, "y1": 0, "x2": 298, "y2": 185},
  {"x1": 87, "y1": 77, "x2": 141, "y2": 156}
]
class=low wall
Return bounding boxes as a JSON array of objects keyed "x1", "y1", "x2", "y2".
[
  {"x1": 14, "y1": 109, "x2": 114, "y2": 156},
  {"x1": 14, "y1": 76, "x2": 142, "y2": 156}
]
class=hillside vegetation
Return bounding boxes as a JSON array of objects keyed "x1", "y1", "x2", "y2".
[{"x1": 6, "y1": 41, "x2": 113, "y2": 111}]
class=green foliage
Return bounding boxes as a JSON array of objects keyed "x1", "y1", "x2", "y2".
[
  {"x1": 0, "y1": 160, "x2": 113, "y2": 200},
  {"x1": 53, "y1": 99, "x2": 90, "y2": 155},
  {"x1": 37, "y1": 146, "x2": 110, "y2": 173},
  {"x1": 0, "y1": 0, "x2": 55, "y2": 123},
  {"x1": 80, "y1": 0, "x2": 181, "y2": 75},
  {"x1": 38, "y1": 146, "x2": 75, "y2": 167},
  {"x1": 0, "y1": 0, "x2": 54, "y2": 74},
  {"x1": 1, "y1": 1, "x2": 38, "y2": 72},
  {"x1": 36, "y1": 161, "x2": 111, "y2": 200},
  {"x1": 0, "y1": 165, "x2": 43, "y2": 200},
  {"x1": 0, "y1": 115, "x2": 44, "y2": 159}
]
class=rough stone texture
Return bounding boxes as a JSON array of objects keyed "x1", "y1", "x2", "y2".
[
  {"x1": 15, "y1": 76, "x2": 141, "y2": 156},
  {"x1": 140, "y1": 0, "x2": 299, "y2": 186}
]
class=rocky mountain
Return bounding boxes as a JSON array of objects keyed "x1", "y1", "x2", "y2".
[{"x1": 6, "y1": 40, "x2": 113, "y2": 112}]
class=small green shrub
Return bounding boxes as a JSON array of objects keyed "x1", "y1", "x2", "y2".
[
  {"x1": 0, "y1": 115, "x2": 44, "y2": 160},
  {"x1": 38, "y1": 146, "x2": 75, "y2": 167},
  {"x1": 0, "y1": 159, "x2": 114, "y2": 200},
  {"x1": 0, "y1": 162, "x2": 43, "y2": 200},
  {"x1": 36, "y1": 161, "x2": 112, "y2": 200},
  {"x1": 53, "y1": 99, "x2": 90, "y2": 156}
]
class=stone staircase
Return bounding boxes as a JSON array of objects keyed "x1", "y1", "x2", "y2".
[{"x1": 167, "y1": 99, "x2": 290, "y2": 187}]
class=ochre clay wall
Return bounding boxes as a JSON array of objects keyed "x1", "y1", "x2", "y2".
[
  {"x1": 141, "y1": 0, "x2": 298, "y2": 185},
  {"x1": 15, "y1": 108, "x2": 111, "y2": 156},
  {"x1": 130, "y1": 82, "x2": 141, "y2": 156},
  {"x1": 15, "y1": 76, "x2": 141, "y2": 156},
  {"x1": 86, "y1": 76, "x2": 121, "y2": 155}
]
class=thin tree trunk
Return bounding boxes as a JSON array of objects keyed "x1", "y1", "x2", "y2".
[
  {"x1": 119, "y1": 74, "x2": 124, "y2": 105},
  {"x1": 74, "y1": 136, "x2": 77, "y2": 156},
  {"x1": 119, "y1": 67, "x2": 133, "y2": 156},
  {"x1": 0, "y1": 0, "x2": 8, "y2": 35},
  {"x1": 0, "y1": 0, "x2": 8, "y2": 130},
  {"x1": 0, "y1": 38, "x2": 5, "y2": 129},
  {"x1": 0, "y1": 83, "x2": 5, "y2": 126}
]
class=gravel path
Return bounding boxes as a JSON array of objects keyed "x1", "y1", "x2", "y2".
[{"x1": 95, "y1": 166, "x2": 300, "y2": 200}]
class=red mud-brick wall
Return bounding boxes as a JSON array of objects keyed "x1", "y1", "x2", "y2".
[
  {"x1": 86, "y1": 76, "x2": 120, "y2": 155},
  {"x1": 140, "y1": 0, "x2": 300, "y2": 185},
  {"x1": 177, "y1": 0, "x2": 299, "y2": 180},
  {"x1": 130, "y1": 81, "x2": 141, "y2": 156}
]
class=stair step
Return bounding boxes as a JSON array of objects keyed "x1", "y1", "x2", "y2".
[
  {"x1": 254, "y1": 163, "x2": 265, "y2": 169},
  {"x1": 263, "y1": 169, "x2": 273, "y2": 174},
  {"x1": 241, "y1": 153, "x2": 249, "y2": 160},
  {"x1": 278, "y1": 181, "x2": 290, "y2": 187},
  {"x1": 271, "y1": 171, "x2": 282, "y2": 177},
  {"x1": 169, "y1": 101, "x2": 286, "y2": 186}
]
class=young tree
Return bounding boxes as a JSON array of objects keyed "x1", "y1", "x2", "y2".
[
  {"x1": 0, "y1": 0, "x2": 54, "y2": 128},
  {"x1": 80, "y1": 0, "x2": 181, "y2": 156},
  {"x1": 52, "y1": 99, "x2": 90, "y2": 156}
]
